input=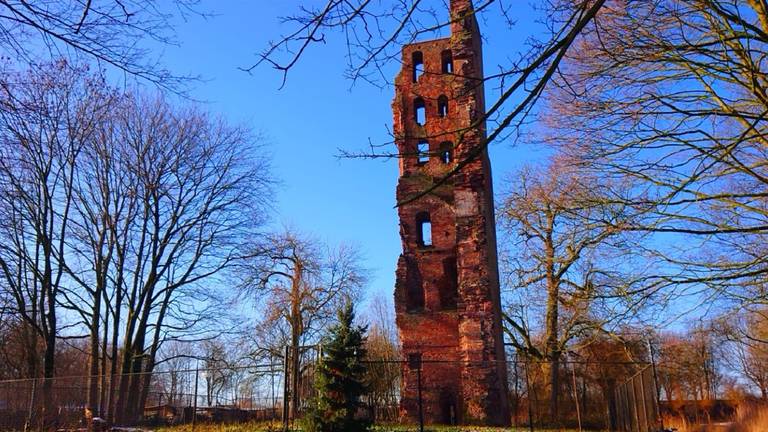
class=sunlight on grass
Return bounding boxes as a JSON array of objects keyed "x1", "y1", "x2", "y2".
[{"x1": 156, "y1": 422, "x2": 583, "y2": 432}]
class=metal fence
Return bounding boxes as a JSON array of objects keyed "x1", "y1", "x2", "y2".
[
  {"x1": 0, "y1": 365, "x2": 288, "y2": 431},
  {"x1": 611, "y1": 365, "x2": 662, "y2": 432},
  {"x1": 0, "y1": 344, "x2": 401, "y2": 431},
  {"x1": 0, "y1": 354, "x2": 662, "y2": 431}
]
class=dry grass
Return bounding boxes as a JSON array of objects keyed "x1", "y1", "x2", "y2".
[
  {"x1": 727, "y1": 403, "x2": 768, "y2": 432},
  {"x1": 661, "y1": 403, "x2": 768, "y2": 432},
  {"x1": 661, "y1": 413, "x2": 694, "y2": 432}
]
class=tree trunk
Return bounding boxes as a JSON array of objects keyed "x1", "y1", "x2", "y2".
[
  {"x1": 289, "y1": 260, "x2": 303, "y2": 420},
  {"x1": 549, "y1": 356, "x2": 560, "y2": 423},
  {"x1": 123, "y1": 275, "x2": 155, "y2": 423},
  {"x1": 544, "y1": 212, "x2": 560, "y2": 424},
  {"x1": 22, "y1": 324, "x2": 39, "y2": 432},
  {"x1": 22, "y1": 323, "x2": 39, "y2": 378},
  {"x1": 100, "y1": 306, "x2": 109, "y2": 417},
  {"x1": 137, "y1": 297, "x2": 170, "y2": 418},
  {"x1": 42, "y1": 328, "x2": 56, "y2": 429},
  {"x1": 87, "y1": 294, "x2": 101, "y2": 416},
  {"x1": 125, "y1": 337, "x2": 146, "y2": 423},
  {"x1": 115, "y1": 338, "x2": 138, "y2": 424},
  {"x1": 137, "y1": 356, "x2": 155, "y2": 417},
  {"x1": 107, "y1": 259, "x2": 125, "y2": 424}
]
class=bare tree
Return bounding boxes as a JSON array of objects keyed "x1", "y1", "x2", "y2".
[
  {"x1": 656, "y1": 325, "x2": 720, "y2": 402},
  {"x1": 363, "y1": 291, "x2": 398, "y2": 350},
  {"x1": 0, "y1": 59, "x2": 274, "y2": 425},
  {"x1": 717, "y1": 307, "x2": 768, "y2": 400},
  {"x1": 543, "y1": 0, "x2": 768, "y2": 312},
  {"x1": 201, "y1": 340, "x2": 233, "y2": 406},
  {"x1": 362, "y1": 292, "x2": 400, "y2": 422},
  {"x1": 243, "y1": 230, "x2": 367, "y2": 418},
  {"x1": 0, "y1": 0, "x2": 200, "y2": 88},
  {"x1": 103, "y1": 94, "x2": 273, "y2": 423},
  {"x1": 0, "y1": 318, "x2": 45, "y2": 381},
  {"x1": 498, "y1": 156, "x2": 643, "y2": 421},
  {"x1": 63, "y1": 100, "x2": 145, "y2": 422},
  {"x1": 153, "y1": 341, "x2": 195, "y2": 406},
  {"x1": 55, "y1": 75, "x2": 124, "y2": 420},
  {"x1": 0, "y1": 61, "x2": 113, "y2": 426}
]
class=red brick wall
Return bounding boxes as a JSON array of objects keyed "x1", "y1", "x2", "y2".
[{"x1": 392, "y1": 0, "x2": 510, "y2": 426}]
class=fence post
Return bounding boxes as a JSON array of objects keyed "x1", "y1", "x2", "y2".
[
  {"x1": 513, "y1": 353, "x2": 519, "y2": 428},
  {"x1": 193, "y1": 363, "x2": 199, "y2": 431},
  {"x1": 607, "y1": 378, "x2": 617, "y2": 432},
  {"x1": 571, "y1": 362, "x2": 582, "y2": 432},
  {"x1": 525, "y1": 359, "x2": 534, "y2": 432},
  {"x1": 24, "y1": 377, "x2": 37, "y2": 432},
  {"x1": 647, "y1": 338, "x2": 663, "y2": 431},
  {"x1": 270, "y1": 360, "x2": 276, "y2": 417},
  {"x1": 407, "y1": 353, "x2": 424, "y2": 432},
  {"x1": 283, "y1": 345, "x2": 290, "y2": 432},
  {"x1": 637, "y1": 368, "x2": 648, "y2": 432},
  {"x1": 629, "y1": 372, "x2": 640, "y2": 432}
]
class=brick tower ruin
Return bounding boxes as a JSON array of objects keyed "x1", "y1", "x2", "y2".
[{"x1": 392, "y1": 0, "x2": 510, "y2": 426}]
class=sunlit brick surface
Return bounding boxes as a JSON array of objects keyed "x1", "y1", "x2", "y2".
[{"x1": 392, "y1": 0, "x2": 511, "y2": 426}]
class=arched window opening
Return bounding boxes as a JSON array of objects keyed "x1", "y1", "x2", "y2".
[
  {"x1": 439, "y1": 389, "x2": 457, "y2": 424},
  {"x1": 414, "y1": 97, "x2": 426, "y2": 125},
  {"x1": 416, "y1": 212, "x2": 432, "y2": 247},
  {"x1": 437, "y1": 95, "x2": 449, "y2": 118},
  {"x1": 417, "y1": 140, "x2": 429, "y2": 165},
  {"x1": 412, "y1": 51, "x2": 424, "y2": 82},
  {"x1": 439, "y1": 141, "x2": 453, "y2": 164},
  {"x1": 441, "y1": 50, "x2": 453, "y2": 74}
]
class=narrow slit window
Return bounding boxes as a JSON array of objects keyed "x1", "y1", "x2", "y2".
[
  {"x1": 440, "y1": 257, "x2": 458, "y2": 310},
  {"x1": 417, "y1": 213, "x2": 432, "y2": 247},
  {"x1": 421, "y1": 221, "x2": 432, "y2": 246},
  {"x1": 412, "y1": 51, "x2": 424, "y2": 82},
  {"x1": 417, "y1": 140, "x2": 429, "y2": 164},
  {"x1": 414, "y1": 97, "x2": 426, "y2": 125},
  {"x1": 404, "y1": 256, "x2": 424, "y2": 312},
  {"x1": 441, "y1": 50, "x2": 453, "y2": 74},
  {"x1": 439, "y1": 141, "x2": 453, "y2": 164},
  {"x1": 438, "y1": 95, "x2": 448, "y2": 118}
]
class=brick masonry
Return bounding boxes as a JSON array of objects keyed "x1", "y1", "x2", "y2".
[{"x1": 392, "y1": 0, "x2": 511, "y2": 426}]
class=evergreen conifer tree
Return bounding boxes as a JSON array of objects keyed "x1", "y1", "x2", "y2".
[{"x1": 303, "y1": 302, "x2": 370, "y2": 432}]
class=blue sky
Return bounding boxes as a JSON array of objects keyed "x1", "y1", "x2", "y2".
[{"x1": 145, "y1": 1, "x2": 549, "y2": 306}]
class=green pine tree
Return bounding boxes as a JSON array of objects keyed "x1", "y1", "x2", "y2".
[{"x1": 303, "y1": 301, "x2": 371, "y2": 432}]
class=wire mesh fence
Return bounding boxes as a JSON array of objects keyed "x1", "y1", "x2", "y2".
[
  {"x1": 613, "y1": 366, "x2": 661, "y2": 432},
  {"x1": 0, "y1": 353, "x2": 664, "y2": 431}
]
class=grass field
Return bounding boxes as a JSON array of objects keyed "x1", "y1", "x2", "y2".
[{"x1": 155, "y1": 422, "x2": 584, "y2": 432}]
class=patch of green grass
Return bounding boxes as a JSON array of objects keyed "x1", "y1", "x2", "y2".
[
  {"x1": 155, "y1": 421, "x2": 286, "y2": 432},
  {"x1": 370, "y1": 426, "x2": 584, "y2": 432},
  {"x1": 156, "y1": 422, "x2": 587, "y2": 432}
]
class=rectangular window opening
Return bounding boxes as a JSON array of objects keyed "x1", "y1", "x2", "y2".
[
  {"x1": 439, "y1": 142, "x2": 453, "y2": 164},
  {"x1": 421, "y1": 221, "x2": 432, "y2": 246},
  {"x1": 418, "y1": 141, "x2": 429, "y2": 164},
  {"x1": 413, "y1": 52, "x2": 424, "y2": 82},
  {"x1": 415, "y1": 105, "x2": 426, "y2": 125}
]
